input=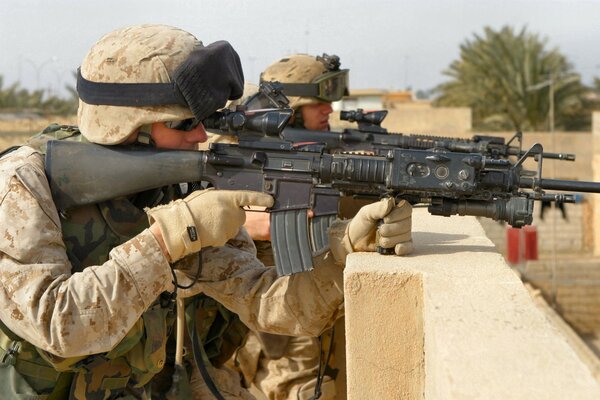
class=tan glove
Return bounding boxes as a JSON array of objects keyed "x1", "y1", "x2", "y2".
[
  {"x1": 146, "y1": 189, "x2": 274, "y2": 262},
  {"x1": 329, "y1": 197, "x2": 413, "y2": 263}
]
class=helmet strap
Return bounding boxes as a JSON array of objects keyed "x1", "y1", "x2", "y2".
[
  {"x1": 136, "y1": 125, "x2": 156, "y2": 147},
  {"x1": 291, "y1": 108, "x2": 306, "y2": 129}
]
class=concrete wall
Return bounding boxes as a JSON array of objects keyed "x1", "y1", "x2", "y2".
[
  {"x1": 474, "y1": 114, "x2": 600, "y2": 339},
  {"x1": 344, "y1": 209, "x2": 600, "y2": 399},
  {"x1": 381, "y1": 103, "x2": 472, "y2": 135}
]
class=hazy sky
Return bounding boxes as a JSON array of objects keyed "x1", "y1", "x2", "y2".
[{"x1": 1, "y1": 0, "x2": 599, "y2": 97}]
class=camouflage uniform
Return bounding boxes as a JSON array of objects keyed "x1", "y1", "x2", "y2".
[
  {"x1": 0, "y1": 23, "x2": 399, "y2": 399},
  {"x1": 0, "y1": 125, "x2": 347, "y2": 398}
]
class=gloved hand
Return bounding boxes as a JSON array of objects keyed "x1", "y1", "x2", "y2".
[
  {"x1": 146, "y1": 189, "x2": 274, "y2": 262},
  {"x1": 329, "y1": 197, "x2": 413, "y2": 263}
]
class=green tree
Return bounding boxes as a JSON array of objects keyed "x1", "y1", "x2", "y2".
[
  {"x1": 594, "y1": 77, "x2": 600, "y2": 93},
  {"x1": 0, "y1": 74, "x2": 77, "y2": 115},
  {"x1": 433, "y1": 26, "x2": 585, "y2": 131}
]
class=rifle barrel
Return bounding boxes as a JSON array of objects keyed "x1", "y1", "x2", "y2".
[
  {"x1": 511, "y1": 149, "x2": 576, "y2": 161},
  {"x1": 543, "y1": 152, "x2": 576, "y2": 161},
  {"x1": 519, "y1": 177, "x2": 600, "y2": 193}
]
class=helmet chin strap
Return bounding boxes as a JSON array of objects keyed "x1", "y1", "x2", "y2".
[
  {"x1": 291, "y1": 108, "x2": 305, "y2": 129},
  {"x1": 135, "y1": 124, "x2": 156, "y2": 147}
]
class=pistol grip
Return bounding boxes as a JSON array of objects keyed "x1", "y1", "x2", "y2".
[
  {"x1": 377, "y1": 246, "x2": 396, "y2": 255},
  {"x1": 270, "y1": 210, "x2": 314, "y2": 276},
  {"x1": 376, "y1": 219, "x2": 395, "y2": 255}
]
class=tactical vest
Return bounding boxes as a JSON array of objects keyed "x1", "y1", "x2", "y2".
[{"x1": 0, "y1": 125, "x2": 247, "y2": 399}]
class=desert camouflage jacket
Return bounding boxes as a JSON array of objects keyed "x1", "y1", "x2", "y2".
[{"x1": 0, "y1": 140, "x2": 346, "y2": 362}]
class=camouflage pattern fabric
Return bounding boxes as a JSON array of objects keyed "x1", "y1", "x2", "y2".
[
  {"x1": 187, "y1": 296, "x2": 249, "y2": 368},
  {"x1": 78, "y1": 25, "x2": 197, "y2": 145},
  {"x1": 253, "y1": 240, "x2": 275, "y2": 268},
  {"x1": 231, "y1": 229, "x2": 338, "y2": 399},
  {"x1": 0, "y1": 126, "x2": 347, "y2": 399},
  {"x1": 233, "y1": 332, "x2": 337, "y2": 400},
  {"x1": 260, "y1": 54, "x2": 328, "y2": 109},
  {"x1": 187, "y1": 361, "x2": 256, "y2": 400},
  {"x1": 0, "y1": 127, "x2": 177, "y2": 397}
]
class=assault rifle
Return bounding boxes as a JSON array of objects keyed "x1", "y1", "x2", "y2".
[
  {"x1": 46, "y1": 108, "x2": 600, "y2": 276},
  {"x1": 281, "y1": 109, "x2": 575, "y2": 161},
  {"x1": 243, "y1": 82, "x2": 576, "y2": 161}
]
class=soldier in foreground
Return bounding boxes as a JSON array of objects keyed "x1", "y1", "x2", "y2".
[{"x1": 0, "y1": 24, "x2": 413, "y2": 399}]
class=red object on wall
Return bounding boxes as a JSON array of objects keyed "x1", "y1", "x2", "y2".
[
  {"x1": 506, "y1": 226, "x2": 538, "y2": 264},
  {"x1": 506, "y1": 227, "x2": 522, "y2": 264},
  {"x1": 523, "y1": 226, "x2": 538, "y2": 261}
]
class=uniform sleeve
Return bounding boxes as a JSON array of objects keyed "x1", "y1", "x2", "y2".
[
  {"x1": 0, "y1": 148, "x2": 174, "y2": 358},
  {"x1": 175, "y1": 228, "x2": 345, "y2": 337}
]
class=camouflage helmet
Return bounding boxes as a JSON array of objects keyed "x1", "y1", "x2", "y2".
[
  {"x1": 78, "y1": 24, "x2": 244, "y2": 145},
  {"x1": 78, "y1": 25, "x2": 198, "y2": 144},
  {"x1": 260, "y1": 54, "x2": 349, "y2": 109}
]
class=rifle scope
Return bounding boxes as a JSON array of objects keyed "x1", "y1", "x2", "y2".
[{"x1": 202, "y1": 108, "x2": 293, "y2": 136}]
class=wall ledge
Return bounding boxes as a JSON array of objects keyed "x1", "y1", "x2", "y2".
[{"x1": 344, "y1": 208, "x2": 600, "y2": 399}]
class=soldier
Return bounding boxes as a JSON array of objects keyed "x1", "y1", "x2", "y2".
[
  {"x1": 0, "y1": 25, "x2": 413, "y2": 399},
  {"x1": 235, "y1": 54, "x2": 413, "y2": 400},
  {"x1": 244, "y1": 53, "x2": 350, "y2": 261}
]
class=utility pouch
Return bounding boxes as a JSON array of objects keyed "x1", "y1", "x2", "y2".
[{"x1": 0, "y1": 319, "x2": 71, "y2": 399}]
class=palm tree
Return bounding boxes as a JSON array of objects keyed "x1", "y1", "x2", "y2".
[{"x1": 434, "y1": 26, "x2": 584, "y2": 131}]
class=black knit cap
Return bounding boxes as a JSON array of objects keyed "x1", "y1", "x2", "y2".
[{"x1": 173, "y1": 41, "x2": 244, "y2": 121}]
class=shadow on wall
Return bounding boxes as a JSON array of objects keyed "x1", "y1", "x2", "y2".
[{"x1": 412, "y1": 231, "x2": 497, "y2": 256}]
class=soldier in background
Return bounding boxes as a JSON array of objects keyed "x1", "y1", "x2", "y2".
[{"x1": 235, "y1": 54, "x2": 413, "y2": 400}]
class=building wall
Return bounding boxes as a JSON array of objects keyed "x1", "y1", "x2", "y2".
[
  {"x1": 381, "y1": 103, "x2": 472, "y2": 134},
  {"x1": 333, "y1": 95, "x2": 383, "y2": 112},
  {"x1": 478, "y1": 200, "x2": 592, "y2": 257},
  {"x1": 331, "y1": 102, "x2": 471, "y2": 134},
  {"x1": 518, "y1": 256, "x2": 600, "y2": 336}
]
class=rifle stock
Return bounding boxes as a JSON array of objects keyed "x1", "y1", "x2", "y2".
[{"x1": 47, "y1": 140, "x2": 317, "y2": 275}]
